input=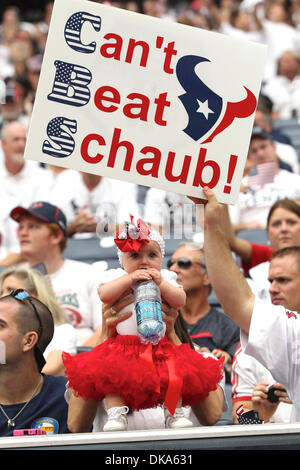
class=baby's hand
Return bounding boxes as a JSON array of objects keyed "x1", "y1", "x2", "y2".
[
  {"x1": 147, "y1": 268, "x2": 162, "y2": 286},
  {"x1": 129, "y1": 269, "x2": 152, "y2": 284}
]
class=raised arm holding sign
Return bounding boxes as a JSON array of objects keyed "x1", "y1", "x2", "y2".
[{"x1": 196, "y1": 186, "x2": 300, "y2": 423}]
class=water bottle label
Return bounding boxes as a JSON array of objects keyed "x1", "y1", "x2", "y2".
[{"x1": 136, "y1": 300, "x2": 162, "y2": 325}]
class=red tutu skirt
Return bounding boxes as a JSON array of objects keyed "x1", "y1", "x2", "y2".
[{"x1": 63, "y1": 335, "x2": 223, "y2": 414}]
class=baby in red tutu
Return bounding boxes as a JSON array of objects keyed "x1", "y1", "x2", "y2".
[{"x1": 63, "y1": 216, "x2": 223, "y2": 432}]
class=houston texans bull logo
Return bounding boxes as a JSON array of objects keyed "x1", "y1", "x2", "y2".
[{"x1": 176, "y1": 55, "x2": 257, "y2": 143}]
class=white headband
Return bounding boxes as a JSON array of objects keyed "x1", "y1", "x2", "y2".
[{"x1": 116, "y1": 229, "x2": 165, "y2": 265}]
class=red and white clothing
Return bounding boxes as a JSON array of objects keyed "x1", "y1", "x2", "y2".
[
  {"x1": 232, "y1": 343, "x2": 292, "y2": 423},
  {"x1": 63, "y1": 269, "x2": 224, "y2": 413},
  {"x1": 241, "y1": 242, "x2": 275, "y2": 302},
  {"x1": 241, "y1": 243, "x2": 276, "y2": 302},
  {"x1": 241, "y1": 298, "x2": 300, "y2": 422},
  {"x1": 241, "y1": 242, "x2": 274, "y2": 277},
  {"x1": 64, "y1": 353, "x2": 228, "y2": 431}
]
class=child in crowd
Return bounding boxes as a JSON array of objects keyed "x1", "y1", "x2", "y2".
[{"x1": 63, "y1": 216, "x2": 223, "y2": 431}]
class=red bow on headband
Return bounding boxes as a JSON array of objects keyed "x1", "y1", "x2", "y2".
[{"x1": 115, "y1": 215, "x2": 150, "y2": 252}]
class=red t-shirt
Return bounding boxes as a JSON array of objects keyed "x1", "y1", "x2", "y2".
[{"x1": 242, "y1": 243, "x2": 275, "y2": 276}]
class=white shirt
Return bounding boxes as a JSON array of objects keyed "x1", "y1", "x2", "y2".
[
  {"x1": 262, "y1": 20, "x2": 300, "y2": 81},
  {"x1": 247, "y1": 261, "x2": 271, "y2": 302},
  {"x1": 232, "y1": 343, "x2": 292, "y2": 423},
  {"x1": 46, "y1": 169, "x2": 140, "y2": 230},
  {"x1": 229, "y1": 170, "x2": 300, "y2": 227},
  {"x1": 0, "y1": 159, "x2": 54, "y2": 206},
  {"x1": 241, "y1": 297, "x2": 300, "y2": 422},
  {"x1": 0, "y1": 160, "x2": 55, "y2": 257},
  {"x1": 49, "y1": 259, "x2": 101, "y2": 346},
  {"x1": 143, "y1": 188, "x2": 204, "y2": 238},
  {"x1": 43, "y1": 323, "x2": 77, "y2": 358},
  {"x1": 0, "y1": 190, "x2": 21, "y2": 258},
  {"x1": 219, "y1": 22, "x2": 265, "y2": 43},
  {"x1": 275, "y1": 142, "x2": 299, "y2": 174},
  {"x1": 263, "y1": 75, "x2": 300, "y2": 119}
]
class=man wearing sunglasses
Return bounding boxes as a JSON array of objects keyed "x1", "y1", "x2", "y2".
[
  {"x1": 0, "y1": 289, "x2": 69, "y2": 436},
  {"x1": 167, "y1": 241, "x2": 240, "y2": 376}
]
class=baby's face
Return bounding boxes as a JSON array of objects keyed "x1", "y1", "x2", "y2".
[{"x1": 122, "y1": 240, "x2": 162, "y2": 273}]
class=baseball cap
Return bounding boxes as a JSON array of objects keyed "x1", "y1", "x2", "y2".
[
  {"x1": 250, "y1": 126, "x2": 273, "y2": 142},
  {"x1": 10, "y1": 201, "x2": 67, "y2": 235}
]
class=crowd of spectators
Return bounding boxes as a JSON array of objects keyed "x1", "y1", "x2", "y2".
[
  {"x1": 2, "y1": 0, "x2": 300, "y2": 128},
  {"x1": 0, "y1": 0, "x2": 300, "y2": 438}
]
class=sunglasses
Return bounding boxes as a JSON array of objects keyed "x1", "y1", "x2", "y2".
[
  {"x1": 10, "y1": 289, "x2": 43, "y2": 338},
  {"x1": 167, "y1": 257, "x2": 206, "y2": 270},
  {"x1": 10, "y1": 289, "x2": 46, "y2": 371}
]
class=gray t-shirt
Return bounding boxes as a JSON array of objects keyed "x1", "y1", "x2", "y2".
[{"x1": 184, "y1": 307, "x2": 240, "y2": 358}]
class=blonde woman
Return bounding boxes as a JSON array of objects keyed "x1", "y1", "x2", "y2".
[{"x1": 0, "y1": 266, "x2": 77, "y2": 375}]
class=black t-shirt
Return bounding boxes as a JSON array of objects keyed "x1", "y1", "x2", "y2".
[
  {"x1": 0, "y1": 374, "x2": 69, "y2": 437},
  {"x1": 184, "y1": 307, "x2": 240, "y2": 358}
]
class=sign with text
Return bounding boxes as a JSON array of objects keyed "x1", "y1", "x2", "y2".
[{"x1": 25, "y1": 0, "x2": 267, "y2": 203}]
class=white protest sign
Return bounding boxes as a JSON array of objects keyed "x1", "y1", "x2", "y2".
[{"x1": 25, "y1": 0, "x2": 267, "y2": 204}]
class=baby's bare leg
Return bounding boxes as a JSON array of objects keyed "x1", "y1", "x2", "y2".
[{"x1": 105, "y1": 393, "x2": 126, "y2": 409}]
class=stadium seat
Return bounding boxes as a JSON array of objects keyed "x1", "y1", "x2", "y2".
[
  {"x1": 64, "y1": 235, "x2": 186, "y2": 268},
  {"x1": 64, "y1": 236, "x2": 119, "y2": 267},
  {"x1": 273, "y1": 118, "x2": 300, "y2": 159},
  {"x1": 76, "y1": 346, "x2": 93, "y2": 354},
  {"x1": 237, "y1": 228, "x2": 269, "y2": 246}
]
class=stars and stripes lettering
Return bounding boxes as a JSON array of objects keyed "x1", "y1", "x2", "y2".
[
  {"x1": 42, "y1": 117, "x2": 77, "y2": 158},
  {"x1": 31, "y1": 0, "x2": 264, "y2": 206},
  {"x1": 47, "y1": 60, "x2": 92, "y2": 107},
  {"x1": 64, "y1": 11, "x2": 101, "y2": 54}
]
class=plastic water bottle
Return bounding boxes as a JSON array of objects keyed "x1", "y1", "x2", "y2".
[{"x1": 134, "y1": 280, "x2": 165, "y2": 345}]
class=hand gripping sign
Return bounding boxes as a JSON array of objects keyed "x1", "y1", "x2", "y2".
[{"x1": 24, "y1": 0, "x2": 267, "y2": 204}]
